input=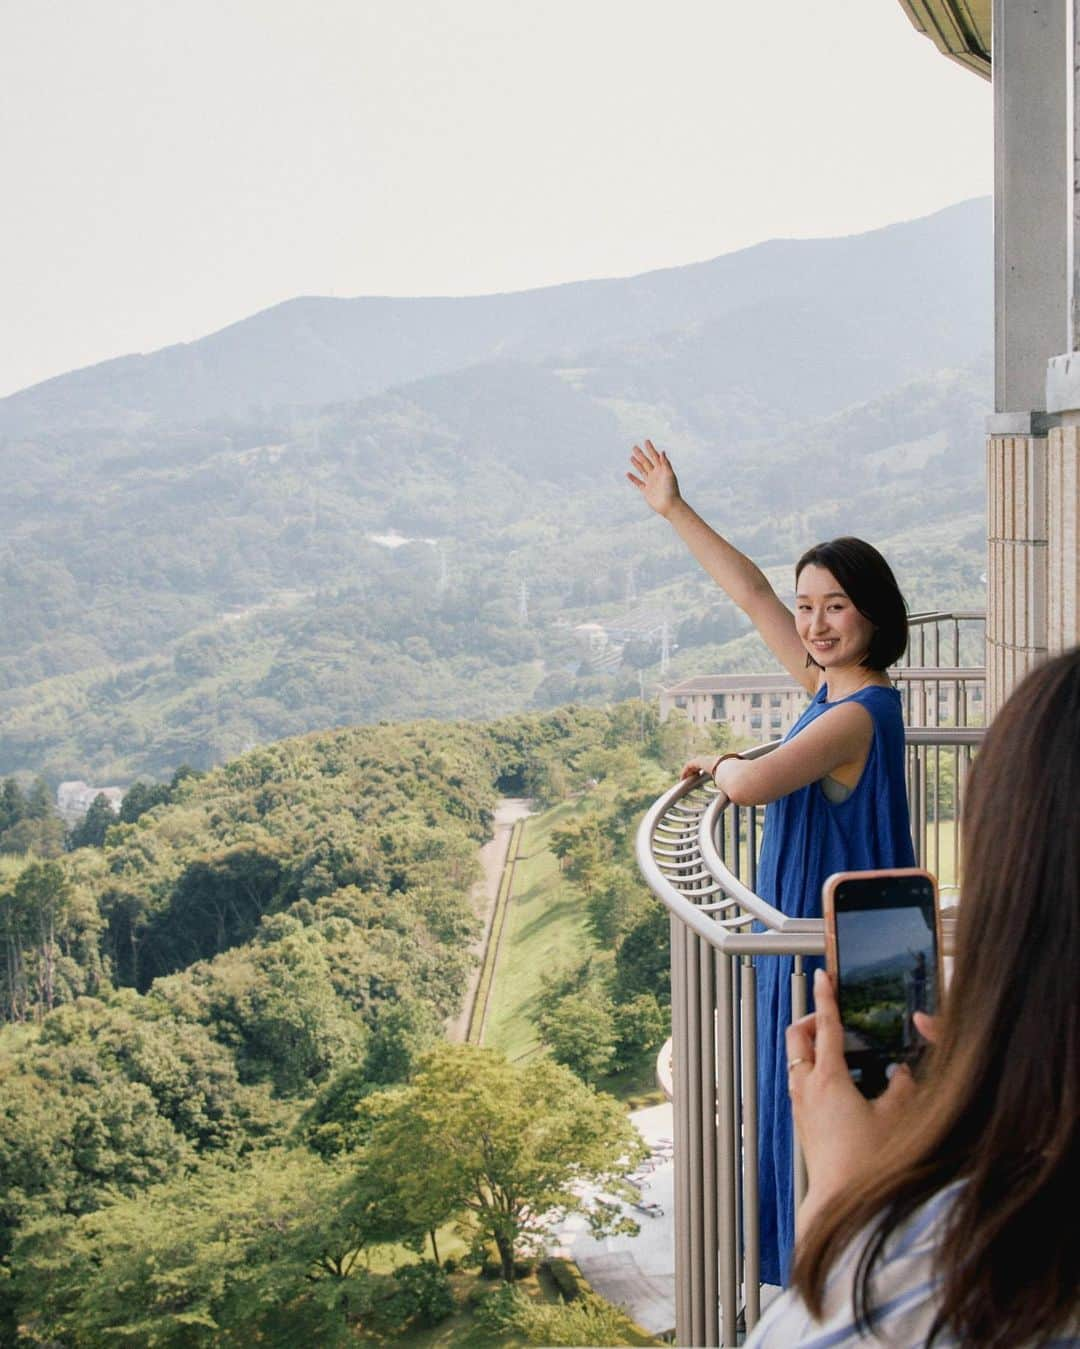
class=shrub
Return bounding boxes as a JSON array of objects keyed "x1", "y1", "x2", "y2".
[
  {"x1": 471, "y1": 1283, "x2": 525, "y2": 1333},
  {"x1": 546, "y1": 1256, "x2": 589, "y2": 1302},
  {"x1": 473, "y1": 1282, "x2": 645, "y2": 1346},
  {"x1": 390, "y1": 1260, "x2": 455, "y2": 1327}
]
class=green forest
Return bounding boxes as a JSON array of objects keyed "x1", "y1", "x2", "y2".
[
  {"x1": 0, "y1": 352, "x2": 988, "y2": 785},
  {"x1": 0, "y1": 702, "x2": 716, "y2": 1346}
]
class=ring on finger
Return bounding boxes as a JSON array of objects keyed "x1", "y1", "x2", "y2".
[{"x1": 786, "y1": 1056, "x2": 811, "y2": 1074}]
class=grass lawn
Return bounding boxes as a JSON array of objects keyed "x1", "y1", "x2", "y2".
[
  {"x1": 483, "y1": 796, "x2": 597, "y2": 1064},
  {"x1": 482, "y1": 783, "x2": 670, "y2": 1112},
  {"x1": 595, "y1": 1057, "x2": 666, "y2": 1112},
  {"x1": 918, "y1": 818, "x2": 960, "y2": 891}
]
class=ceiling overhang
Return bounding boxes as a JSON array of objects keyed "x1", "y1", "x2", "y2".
[{"x1": 896, "y1": 1, "x2": 991, "y2": 79}]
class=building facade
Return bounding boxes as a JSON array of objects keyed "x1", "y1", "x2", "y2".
[{"x1": 659, "y1": 673, "x2": 809, "y2": 740}]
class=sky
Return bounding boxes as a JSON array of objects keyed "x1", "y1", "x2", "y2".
[
  {"x1": 836, "y1": 906, "x2": 936, "y2": 978},
  {"x1": 0, "y1": 0, "x2": 992, "y2": 398}
]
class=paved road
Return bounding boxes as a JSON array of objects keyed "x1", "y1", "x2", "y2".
[
  {"x1": 444, "y1": 797, "x2": 532, "y2": 1044},
  {"x1": 555, "y1": 1100, "x2": 782, "y2": 1339},
  {"x1": 554, "y1": 1102, "x2": 677, "y2": 1338}
]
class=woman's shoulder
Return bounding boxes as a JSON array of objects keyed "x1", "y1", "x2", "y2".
[
  {"x1": 746, "y1": 1185, "x2": 961, "y2": 1348},
  {"x1": 848, "y1": 682, "x2": 904, "y2": 723}
]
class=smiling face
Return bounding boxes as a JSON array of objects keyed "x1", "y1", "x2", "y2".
[{"x1": 795, "y1": 564, "x2": 876, "y2": 669}]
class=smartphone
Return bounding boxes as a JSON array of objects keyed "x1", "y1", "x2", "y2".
[{"x1": 822, "y1": 869, "x2": 942, "y2": 1099}]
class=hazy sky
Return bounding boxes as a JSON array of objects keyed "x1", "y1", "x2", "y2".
[{"x1": 1, "y1": 0, "x2": 992, "y2": 397}]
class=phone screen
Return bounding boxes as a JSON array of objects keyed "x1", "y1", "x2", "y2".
[{"x1": 830, "y1": 873, "x2": 938, "y2": 1099}]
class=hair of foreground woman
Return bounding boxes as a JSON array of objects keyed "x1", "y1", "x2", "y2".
[
  {"x1": 795, "y1": 537, "x2": 909, "y2": 671},
  {"x1": 794, "y1": 647, "x2": 1080, "y2": 1347}
]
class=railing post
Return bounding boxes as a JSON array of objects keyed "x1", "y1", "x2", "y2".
[
  {"x1": 715, "y1": 951, "x2": 737, "y2": 1346},
  {"x1": 700, "y1": 941, "x2": 720, "y2": 1347},
  {"x1": 791, "y1": 956, "x2": 808, "y2": 1209},
  {"x1": 686, "y1": 926, "x2": 706, "y2": 1348},
  {"x1": 671, "y1": 914, "x2": 693, "y2": 1346},
  {"x1": 740, "y1": 954, "x2": 760, "y2": 1330}
]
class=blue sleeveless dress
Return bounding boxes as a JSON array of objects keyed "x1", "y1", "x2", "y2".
[{"x1": 754, "y1": 683, "x2": 914, "y2": 1286}]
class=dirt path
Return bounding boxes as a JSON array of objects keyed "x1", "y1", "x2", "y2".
[{"x1": 445, "y1": 797, "x2": 533, "y2": 1044}]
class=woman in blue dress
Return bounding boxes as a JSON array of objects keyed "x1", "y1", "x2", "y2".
[{"x1": 627, "y1": 440, "x2": 914, "y2": 1287}]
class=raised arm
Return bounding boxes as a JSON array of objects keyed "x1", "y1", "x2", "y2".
[{"x1": 627, "y1": 441, "x2": 817, "y2": 693}]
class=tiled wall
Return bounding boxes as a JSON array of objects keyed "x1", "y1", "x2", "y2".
[{"x1": 986, "y1": 433, "x2": 1048, "y2": 713}]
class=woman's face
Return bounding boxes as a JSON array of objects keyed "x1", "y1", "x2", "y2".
[{"x1": 795, "y1": 564, "x2": 875, "y2": 669}]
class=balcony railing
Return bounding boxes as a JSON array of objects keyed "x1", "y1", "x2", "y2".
[{"x1": 635, "y1": 612, "x2": 983, "y2": 1347}]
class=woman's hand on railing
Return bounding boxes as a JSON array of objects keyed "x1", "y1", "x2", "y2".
[
  {"x1": 680, "y1": 753, "x2": 719, "y2": 781},
  {"x1": 787, "y1": 969, "x2": 919, "y2": 1238},
  {"x1": 680, "y1": 751, "x2": 744, "y2": 782}
]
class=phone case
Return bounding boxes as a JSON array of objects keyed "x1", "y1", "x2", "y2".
[{"x1": 822, "y1": 867, "x2": 944, "y2": 1009}]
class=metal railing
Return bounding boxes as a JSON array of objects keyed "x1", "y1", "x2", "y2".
[
  {"x1": 636, "y1": 613, "x2": 985, "y2": 1347},
  {"x1": 894, "y1": 612, "x2": 985, "y2": 887}
]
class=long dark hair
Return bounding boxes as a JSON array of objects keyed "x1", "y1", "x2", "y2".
[
  {"x1": 796, "y1": 537, "x2": 908, "y2": 670},
  {"x1": 794, "y1": 648, "x2": 1080, "y2": 1345}
]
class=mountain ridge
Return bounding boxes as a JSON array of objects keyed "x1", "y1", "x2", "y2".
[{"x1": 0, "y1": 197, "x2": 991, "y2": 436}]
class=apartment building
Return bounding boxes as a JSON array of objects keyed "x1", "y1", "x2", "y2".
[{"x1": 658, "y1": 673, "x2": 809, "y2": 740}]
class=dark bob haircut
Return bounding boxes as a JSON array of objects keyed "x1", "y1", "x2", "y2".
[{"x1": 795, "y1": 537, "x2": 908, "y2": 671}]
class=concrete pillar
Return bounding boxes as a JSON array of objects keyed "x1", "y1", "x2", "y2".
[
  {"x1": 1042, "y1": 2, "x2": 1080, "y2": 661},
  {"x1": 1046, "y1": 425, "x2": 1080, "y2": 651},
  {"x1": 987, "y1": 0, "x2": 1068, "y2": 712}
]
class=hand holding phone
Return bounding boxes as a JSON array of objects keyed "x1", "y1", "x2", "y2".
[{"x1": 822, "y1": 869, "x2": 942, "y2": 1100}]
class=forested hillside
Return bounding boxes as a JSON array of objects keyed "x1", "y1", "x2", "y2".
[
  {"x1": 0, "y1": 200, "x2": 991, "y2": 782},
  {"x1": 0, "y1": 704, "x2": 684, "y2": 1345}
]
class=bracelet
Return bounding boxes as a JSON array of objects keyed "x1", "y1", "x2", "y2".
[{"x1": 709, "y1": 752, "x2": 743, "y2": 780}]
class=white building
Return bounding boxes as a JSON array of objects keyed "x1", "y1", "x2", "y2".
[{"x1": 56, "y1": 781, "x2": 123, "y2": 824}]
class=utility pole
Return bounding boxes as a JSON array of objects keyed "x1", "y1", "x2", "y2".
[
  {"x1": 518, "y1": 580, "x2": 529, "y2": 624},
  {"x1": 660, "y1": 621, "x2": 672, "y2": 675}
]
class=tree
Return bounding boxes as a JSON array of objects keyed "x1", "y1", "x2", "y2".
[
  {"x1": 586, "y1": 866, "x2": 648, "y2": 950},
  {"x1": 651, "y1": 709, "x2": 699, "y2": 774},
  {"x1": 364, "y1": 1044, "x2": 646, "y2": 1281},
  {"x1": 67, "y1": 793, "x2": 117, "y2": 850},
  {"x1": 119, "y1": 779, "x2": 172, "y2": 824},
  {"x1": 0, "y1": 860, "x2": 74, "y2": 1014},
  {"x1": 551, "y1": 817, "x2": 609, "y2": 895},
  {"x1": 166, "y1": 926, "x2": 368, "y2": 1096},
  {"x1": 12, "y1": 1151, "x2": 373, "y2": 1348},
  {"x1": 615, "y1": 903, "x2": 671, "y2": 1005},
  {"x1": 0, "y1": 779, "x2": 26, "y2": 833},
  {"x1": 0, "y1": 813, "x2": 65, "y2": 859},
  {"x1": 24, "y1": 779, "x2": 53, "y2": 821},
  {"x1": 363, "y1": 995, "x2": 440, "y2": 1085},
  {"x1": 538, "y1": 988, "x2": 616, "y2": 1084},
  {"x1": 612, "y1": 993, "x2": 667, "y2": 1071}
]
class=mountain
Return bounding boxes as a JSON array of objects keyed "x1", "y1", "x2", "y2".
[
  {"x1": 0, "y1": 200, "x2": 993, "y2": 781},
  {"x1": 0, "y1": 198, "x2": 990, "y2": 436}
]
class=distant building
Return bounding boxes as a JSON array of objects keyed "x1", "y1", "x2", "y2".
[
  {"x1": 56, "y1": 781, "x2": 124, "y2": 824},
  {"x1": 572, "y1": 622, "x2": 623, "y2": 673},
  {"x1": 659, "y1": 673, "x2": 809, "y2": 740}
]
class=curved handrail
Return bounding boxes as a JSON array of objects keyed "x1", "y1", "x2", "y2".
[
  {"x1": 635, "y1": 741, "x2": 825, "y2": 957},
  {"x1": 636, "y1": 723, "x2": 986, "y2": 957}
]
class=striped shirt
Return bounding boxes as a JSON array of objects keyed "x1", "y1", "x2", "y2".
[{"x1": 745, "y1": 1183, "x2": 1079, "y2": 1347}]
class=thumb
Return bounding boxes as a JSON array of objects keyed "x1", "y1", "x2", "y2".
[{"x1": 874, "y1": 1063, "x2": 918, "y2": 1121}]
